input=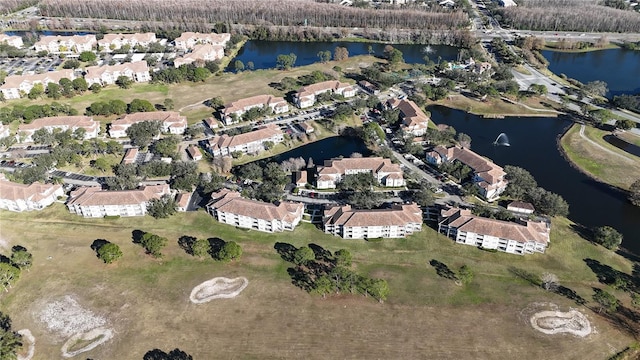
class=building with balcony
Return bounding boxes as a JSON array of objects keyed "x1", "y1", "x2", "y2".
[
  {"x1": 323, "y1": 203, "x2": 423, "y2": 239},
  {"x1": 220, "y1": 95, "x2": 289, "y2": 125},
  {"x1": 0, "y1": 70, "x2": 75, "y2": 100},
  {"x1": 294, "y1": 80, "x2": 356, "y2": 108},
  {"x1": 205, "y1": 124, "x2": 283, "y2": 157},
  {"x1": 108, "y1": 111, "x2": 187, "y2": 138},
  {"x1": 16, "y1": 116, "x2": 99, "y2": 143},
  {"x1": 315, "y1": 157, "x2": 405, "y2": 189},
  {"x1": 97, "y1": 33, "x2": 157, "y2": 52},
  {"x1": 66, "y1": 184, "x2": 170, "y2": 217},
  {"x1": 0, "y1": 174, "x2": 64, "y2": 212},
  {"x1": 173, "y1": 32, "x2": 230, "y2": 50},
  {"x1": 34, "y1": 35, "x2": 96, "y2": 54},
  {"x1": 84, "y1": 61, "x2": 151, "y2": 86}
]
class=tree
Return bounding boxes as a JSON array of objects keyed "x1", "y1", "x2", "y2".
[
  {"x1": 457, "y1": 265, "x2": 473, "y2": 285},
  {"x1": 150, "y1": 136, "x2": 179, "y2": 158},
  {"x1": 116, "y1": 76, "x2": 134, "y2": 89},
  {"x1": 143, "y1": 348, "x2": 193, "y2": 360},
  {"x1": 78, "y1": 51, "x2": 97, "y2": 62},
  {"x1": 333, "y1": 46, "x2": 349, "y2": 61},
  {"x1": 0, "y1": 263, "x2": 20, "y2": 292},
  {"x1": 387, "y1": 48, "x2": 404, "y2": 66},
  {"x1": 46, "y1": 82, "x2": 62, "y2": 99},
  {"x1": 293, "y1": 246, "x2": 315, "y2": 266},
  {"x1": 582, "y1": 80, "x2": 608, "y2": 98},
  {"x1": 525, "y1": 187, "x2": 569, "y2": 217},
  {"x1": 276, "y1": 53, "x2": 297, "y2": 70},
  {"x1": 128, "y1": 98, "x2": 156, "y2": 113},
  {"x1": 412, "y1": 184, "x2": 435, "y2": 207},
  {"x1": 348, "y1": 189, "x2": 384, "y2": 209},
  {"x1": 0, "y1": 311, "x2": 22, "y2": 360},
  {"x1": 217, "y1": 241, "x2": 242, "y2": 262},
  {"x1": 92, "y1": 157, "x2": 110, "y2": 172},
  {"x1": 89, "y1": 83, "x2": 102, "y2": 93},
  {"x1": 27, "y1": 83, "x2": 44, "y2": 99},
  {"x1": 10, "y1": 247, "x2": 32, "y2": 271},
  {"x1": 455, "y1": 133, "x2": 472, "y2": 148},
  {"x1": 593, "y1": 288, "x2": 618, "y2": 313},
  {"x1": 541, "y1": 272, "x2": 559, "y2": 291},
  {"x1": 191, "y1": 238, "x2": 211, "y2": 258},
  {"x1": 139, "y1": 232, "x2": 168, "y2": 258},
  {"x1": 62, "y1": 59, "x2": 80, "y2": 69},
  {"x1": 615, "y1": 119, "x2": 635, "y2": 130},
  {"x1": 163, "y1": 98, "x2": 174, "y2": 110},
  {"x1": 366, "y1": 278, "x2": 389, "y2": 303},
  {"x1": 97, "y1": 242, "x2": 123, "y2": 264},
  {"x1": 334, "y1": 249, "x2": 352, "y2": 267},
  {"x1": 126, "y1": 120, "x2": 162, "y2": 148},
  {"x1": 147, "y1": 195, "x2": 178, "y2": 219},
  {"x1": 317, "y1": 50, "x2": 331, "y2": 63},
  {"x1": 106, "y1": 163, "x2": 139, "y2": 190},
  {"x1": 592, "y1": 226, "x2": 623, "y2": 250},
  {"x1": 72, "y1": 78, "x2": 88, "y2": 93},
  {"x1": 629, "y1": 179, "x2": 640, "y2": 206},
  {"x1": 504, "y1": 165, "x2": 538, "y2": 200}
]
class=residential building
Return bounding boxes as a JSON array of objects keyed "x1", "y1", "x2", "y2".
[
  {"x1": 97, "y1": 33, "x2": 157, "y2": 52},
  {"x1": 34, "y1": 35, "x2": 97, "y2": 54},
  {"x1": 0, "y1": 174, "x2": 64, "y2": 212},
  {"x1": 323, "y1": 203, "x2": 423, "y2": 239},
  {"x1": 387, "y1": 99, "x2": 430, "y2": 137},
  {"x1": 220, "y1": 95, "x2": 289, "y2": 125},
  {"x1": 358, "y1": 80, "x2": 380, "y2": 95},
  {"x1": 0, "y1": 34, "x2": 24, "y2": 48},
  {"x1": 203, "y1": 117, "x2": 219, "y2": 130},
  {"x1": 174, "y1": 44, "x2": 224, "y2": 67},
  {"x1": 425, "y1": 146, "x2": 508, "y2": 201},
  {"x1": 175, "y1": 192, "x2": 192, "y2": 212},
  {"x1": 109, "y1": 111, "x2": 187, "y2": 138},
  {"x1": 315, "y1": 157, "x2": 405, "y2": 189},
  {"x1": 84, "y1": 61, "x2": 151, "y2": 87},
  {"x1": 0, "y1": 123, "x2": 10, "y2": 139},
  {"x1": 187, "y1": 145, "x2": 202, "y2": 161},
  {"x1": 507, "y1": 201, "x2": 535, "y2": 215},
  {"x1": 294, "y1": 80, "x2": 357, "y2": 108},
  {"x1": 299, "y1": 122, "x2": 314, "y2": 134},
  {"x1": 66, "y1": 184, "x2": 171, "y2": 218},
  {"x1": 16, "y1": 116, "x2": 99, "y2": 143},
  {"x1": 121, "y1": 148, "x2": 139, "y2": 164},
  {"x1": 205, "y1": 124, "x2": 284, "y2": 157},
  {"x1": 206, "y1": 189, "x2": 304, "y2": 233},
  {"x1": 173, "y1": 32, "x2": 231, "y2": 50},
  {"x1": 294, "y1": 170, "x2": 308, "y2": 187},
  {"x1": 0, "y1": 70, "x2": 75, "y2": 100},
  {"x1": 438, "y1": 207, "x2": 549, "y2": 255},
  {"x1": 498, "y1": 0, "x2": 517, "y2": 6}
]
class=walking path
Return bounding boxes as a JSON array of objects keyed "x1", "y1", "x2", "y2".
[{"x1": 578, "y1": 124, "x2": 634, "y2": 162}]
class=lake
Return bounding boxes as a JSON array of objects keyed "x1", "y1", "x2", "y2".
[
  {"x1": 542, "y1": 48, "x2": 640, "y2": 97},
  {"x1": 227, "y1": 40, "x2": 460, "y2": 71},
  {"x1": 427, "y1": 105, "x2": 640, "y2": 254}
]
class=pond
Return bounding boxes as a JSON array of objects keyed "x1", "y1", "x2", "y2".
[
  {"x1": 227, "y1": 40, "x2": 460, "y2": 71},
  {"x1": 427, "y1": 105, "x2": 640, "y2": 255},
  {"x1": 542, "y1": 48, "x2": 640, "y2": 97}
]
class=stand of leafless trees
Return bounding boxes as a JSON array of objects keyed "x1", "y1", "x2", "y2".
[
  {"x1": 497, "y1": 0, "x2": 640, "y2": 32},
  {"x1": 40, "y1": 0, "x2": 469, "y2": 30},
  {"x1": 0, "y1": 0, "x2": 37, "y2": 14}
]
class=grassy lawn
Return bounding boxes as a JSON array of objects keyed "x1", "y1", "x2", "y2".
[
  {"x1": 617, "y1": 131, "x2": 640, "y2": 147},
  {"x1": 0, "y1": 204, "x2": 636, "y2": 359},
  {"x1": 543, "y1": 43, "x2": 619, "y2": 53},
  {"x1": 560, "y1": 124, "x2": 640, "y2": 190},
  {"x1": 434, "y1": 94, "x2": 559, "y2": 117}
]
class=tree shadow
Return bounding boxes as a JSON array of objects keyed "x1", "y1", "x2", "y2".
[
  {"x1": 584, "y1": 258, "x2": 639, "y2": 293},
  {"x1": 429, "y1": 259, "x2": 457, "y2": 280},
  {"x1": 0, "y1": 254, "x2": 10, "y2": 264},
  {"x1": 569, "y1": 223, "x2": 593, "y2": 243},
  {"x1": 287, "y1": 267, "x2": 314, "y2": 291},
  {"x1": 507, "y1": 266, "x2": 541, "y2": 286},
  {"x1": 11, "y1": 245, "x2": 27, "y2": 253},
  {"x1": 309, "y1": 243, "x2": 332, "y2": 263},
  {"x1": 177, "y1": 235, "x2": 197, "y2": 256},
  {"x1": 207, "y1": 237, "x2": 226, "y2": 258},
  {"x1": 90, "y1": 239, "x2": 109, "y2": 252},
  {"x1": 553, "y1": 285, "x2": 586, "y2": 305},
  {"x1": 274, "y1": 242, "x2": 297, "y2": 263},
  {"x1": 143, "y1": 348, "x2": 193, "y2": 360},
  {"x1": 131, "y1": 229, "x2": 145, "y2": 244}
]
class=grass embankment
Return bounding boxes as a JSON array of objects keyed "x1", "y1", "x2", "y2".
[
  {"x1": 560, "y1": 124, "x2": 640, "y2": 190},
  {"x1": 433, "y1": 94, "x2": 560, "y2": 117},
  {"x1": 0, "y1": 205, "x2": 635, "y2": 359},
  {"x1": 543, "y1": 43, "x2": 619, "y2": 53}
]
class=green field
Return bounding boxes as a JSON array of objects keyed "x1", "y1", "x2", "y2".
[{"x1": 0, "y1": 204, "x2": 636, "y2": 359}]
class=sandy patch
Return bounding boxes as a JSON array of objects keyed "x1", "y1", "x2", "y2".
[
  {"x1": 0, "y1": 237, "x2": 10, "y2": 251},
  {"x1": 190, "y1": 277, "x2": 248, "y2": 304},
  {"x1": 530, "y1": 309, "x2": 592, "y2": 337},
  {"x1": 61, "y1": 327, "x2": 114, "y2": 358},
  {"x1": 38, "y1": 295, "x2": 107, "y2": 338},
  {"x1": 17, "y1": 329, "x2": 35, "y2": 360}
]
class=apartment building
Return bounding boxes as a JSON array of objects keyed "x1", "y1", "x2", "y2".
[
  {"x1": 174, "y1": 44, "x2": 224, "y2": 67},
  {"x1": 66, "y1": 184, "x2": 171, "y2": 217},
  {"x1": 220, "y1": 95, "x2": 289, "y2": 125},
  {"x1": 34, "y1": 35, "x2": 97, "y2": 53},
  {"x1": 0, "y1": 123, "x2": 10, "y2": 139},
  {"x1": 294, "y1": 80, "x2": 357, "y2": 108},
  {"x1": 0, "y1": 70, "x2": 75, "y2": 100},
  {"x1": 387, "y1": 98, "x2": 430, "y2": 137},
  {"x1": 0, "y1": 174, "x2": 64, "y2": 212},
  {"x1": 97, "y1": 33, "x2": 157, "y2": 52},
  {"x1": 0, "y1": 34, "x2": 24, "y2": 48},
  {"x1": 206, "y1": 189, "x2": 304, "y2": 233},
  {"x1": 438, "y1": 207, "x2": 549, "y2": 255},
  {"x1": 323, "y1": 203, "x2": 423, "y2": 239},
  {"x1": 426, "y1": 146, "x2": 508, "y2": 201},
  {"x1": 16, "y1": 115, "x2": 100, "y2": 143},
  {"x1": 108, "y1": 111, "x2": 187, "y2": 138},
  {"x1": 84, "y1": 61, "x2": 151, "y2": 86},
  {"x1": 205, "y1": 124, "x2": 284, "y2": 157},
  {"x1": 315, "y1": 157, "x2": 405, "y2": 189},
  {"x1": 173, "y1": 32, "x2": 230, "y2": 50}
]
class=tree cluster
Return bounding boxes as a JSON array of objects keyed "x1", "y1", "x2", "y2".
[
  {"x1": 91, "y1": 239, "x2": 123, "y2": 264},
  {"x1": 135, "y1": 231, "x2": 168, "y2": 258},
  {"x1": 630, "y1": 179, "x2": 640, "y2": 207},
  {"x1": 0, "y1": 311, "x2": 23, "y2": 360},
  {"x1": 276, "y1": 243, "x2": 389, "y2": 302},
  {"x1": 178, "y1": 236, "x2": 242, "y2": 262},
  {"x1": 0, "y1": 246, "x2": 32, "y2": 294},
  {"x1": 592, "y1": 226, "x2": 623, "y2": 250},
  {"x1": 504, "y1": 165, "x2": 569, "y2": 217},
  {"x1": 147, "y1": 194, "x2": 178, "y2": 219},
  {"x1": 612, "y1": 94, "x2": 640, "y2": 113},
  {"x1": 151, "y1": 63, "x2": 211, "y2": 84},
  {"x1": 0, "y1": 102, "x2": 77, "y2": 124}
]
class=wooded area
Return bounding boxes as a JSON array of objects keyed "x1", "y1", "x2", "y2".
[
  {"x1": 497, "y1": 0, "x2": 640, "y2": 32},
  {"x1": 0, "y1": 0, "x2": 36, "y2": 14},
  {"x1": 39, "y1": 0, "x2": 469, "y2": 30}
]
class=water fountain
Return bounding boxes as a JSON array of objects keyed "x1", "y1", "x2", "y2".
[
  {"x1": 493, "y1": 133, "x2": 510, "y2": 146},
  {"x1": 422, "y1": 45, "x2": 434, "y2": 54}
]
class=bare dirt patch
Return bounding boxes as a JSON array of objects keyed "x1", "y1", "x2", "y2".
[
  {"x1": 37, "y1": 295, "x2": 107, "y2": 338},
  {"x1": 524, "y1": 303, "x2": 592, "y2": 338},
  {"x1": 16, "y1": 329, "x2": 35, "y2": 360},
  {"x1": 190, "y1": 277, "x2": 248, "y2": 304},
  {"x1": 61, "y1": 327, "x2": 114, "y2": 358}
]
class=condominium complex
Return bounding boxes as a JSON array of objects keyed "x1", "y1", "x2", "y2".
[
  {"x1": 174, "y1": 44, "x2": 224, "y2": 67},
  {"x1": 294, "y1": 80, "x2": 357, "y2": 108},
  {"x1": 220, "y1": 95, "x2": 289, "y2": 125},
  {"x1": 0, "y1": 174, "x2": 64, "y2": 212},
  {"x1": 66, "y1": 184, "x2": 171, "y2": 217},
  {"x1": 0, "y1": 70, "x2": 75, "y2": 100},
  {"x1": 323, "y1": 203, "x2": 423, "y2": 239},
  {"x1": 315, "y1": 157, "x2": 405, "y2": 189},
  {"x1": 84, "y1": 61, "x2": 151, "y2": 86},
  {"x1": 34, "y1": 35, "x2": 97, "y2": 53},
  {"x1": 206, "y1": 189, "x2": 304, "y2": 233},
  {"x1": 205, "y1": 124, "x2": 284, "y2": 157},
  {"x1": 387, "y1": 98, "x2": 430, "y2": 137},
  {"x1": 108, "y1": 111, "x2": 187, "y2": 138},
  {"x1": 0, "y1": 34, "x2": 24, "y2": 48},
  {"x1": 97, "y1": 33, "x2": 157, "y2": 52},
  {"x1": 16, "y1": 116, "x2": 100, "y2": 143},
  {"x1": 173, "y1": 32, "x2": 230, "y2": 50}
]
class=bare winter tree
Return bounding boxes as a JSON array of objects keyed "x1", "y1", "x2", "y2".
[{"x1": 541, "y1": 272, "x2": 559, "y2": 291}]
